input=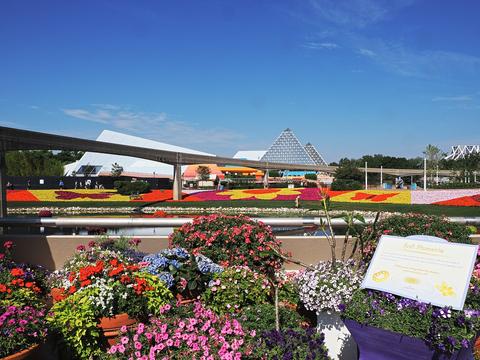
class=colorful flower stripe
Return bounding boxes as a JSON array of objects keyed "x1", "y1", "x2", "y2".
[
  {"x1": 29, "y1": 190, "x2": 131, "y2": 202},
  {"x1": 6, "y1": 190, "x2": 39, "y2": 202},
  {"x1": 329, "y1": 190, "x2": 411, "y2": 204},
  {"x1": 6, "y1": 188, "x2": 480, "y2": 206}
]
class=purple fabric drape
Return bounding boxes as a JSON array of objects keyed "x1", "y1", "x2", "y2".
[{"x1": 343, "y1": 319, "x2": 474, "y2": 360}]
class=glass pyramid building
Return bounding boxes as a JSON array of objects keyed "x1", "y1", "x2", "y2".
[
  {"x1": 260, "y1": 128, "x2": 319, "y2": 165},
  {"x1": 304, "y1": 142, "x2": 327, "y2": 166}
]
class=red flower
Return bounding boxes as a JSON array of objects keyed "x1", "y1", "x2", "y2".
[
  {"x1": 68, "y1": 286, "x2": 76, "y2": 294},
  {"x1": 10, "y1": 268, "x2": 24, "y2": 277},
  {"x1": 110, "y1": 259, "x2": 119, "y2": 267},
  {"x1": 80, "y1": 279, "x2": 91, "y2": 287},
  {"x1": 0, "y1": 284, "x2": 7, "y2": 292},
  {"x1": 3, "y1": 241, "x2": 13, "y2": 249},
  {"x1": 25, "y1": 282, "x2": 33, "y2": 288}
]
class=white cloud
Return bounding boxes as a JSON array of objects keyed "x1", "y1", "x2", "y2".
[
  {"x1": 357, "y1": 48, "x2": 377, "y2": 57},
  {"x1": 62, "y1": 104, "x2": 244, "y2": 149},
  {"x1": 303, "y1": 41, "x2": 339, "y2": 50},
  {"x1": 308, "y1": 0, "x2": 414, "y2": 28}
]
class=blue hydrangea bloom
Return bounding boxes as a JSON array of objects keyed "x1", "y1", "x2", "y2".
[
  {"x1": 196, "y1": 254, "x2": 223, "y2": 274},
  {"x1": 157, "y1": 272, "x2": 175, "y2": 288}
]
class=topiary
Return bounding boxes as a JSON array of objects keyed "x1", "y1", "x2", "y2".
[{"x1": 169, "y1": 214, "x2": 286, "y2": 277}]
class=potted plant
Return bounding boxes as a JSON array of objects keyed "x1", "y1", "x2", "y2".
[
  {"x1": 342, "y1": 228, "x2": 480, "y2": 360},
  {"x1": 0, "y1": 241, "x2": 49, "y2": 359},
  {"x1": 296, "y1": 259, "x2": 363, "y2": 360},
  {"x1": 47, "y1": 243, "x2": 173, "y2": 359},
  {"x1": 0, "y1": 305, "x2": 48, "y2": 359},
  {"x1": 342, "y1": 289, "x2": 479, "y2": 360}
]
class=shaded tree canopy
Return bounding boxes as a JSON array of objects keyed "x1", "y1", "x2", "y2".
[{"x1": 5, "y1": 150, "x2": 68, "y2": 176}]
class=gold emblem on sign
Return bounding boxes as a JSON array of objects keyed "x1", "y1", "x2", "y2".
[
  {"x1": 372, "y1": 270, "x2": 390, "y2": 283},
  {"x1": 435, "y1": 282, "x2": 455, "y2": 297}
]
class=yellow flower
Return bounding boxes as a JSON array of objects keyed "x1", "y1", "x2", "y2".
[
  {"x1": 217, "y1": 188, "x2": 301, "y2": 200},
  {"x1": 435, "y1": 282, "x2": 455, "y2": 297}
]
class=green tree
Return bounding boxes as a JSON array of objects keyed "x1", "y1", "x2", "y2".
[
  {"x1": 334, "y1": 159, "x2": 363, "y2": 182},
  {"x1": 110, "y1": 162, "x2": 124, "y2": 177},
  {"x1": 6, "y1": 150, "x2": 64, "y2": 176},
  {"x1": 423, "y1": 144, "x2": 444, "y2": 182},
  {"x1": 196, "y1": 165, "x2": 211, "y2": 181}
]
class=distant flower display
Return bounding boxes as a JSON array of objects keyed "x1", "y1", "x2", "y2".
[{"x1": 7, "y1": 188, "x2": 480, "y2": 207}]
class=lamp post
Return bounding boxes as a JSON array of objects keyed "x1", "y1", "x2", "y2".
[
  {"x1": 423, "y1": 158, "x2": 427, "y2": 191},
  {"x1": 380, "y1": 165, "x2": 383, "y2": 189}
]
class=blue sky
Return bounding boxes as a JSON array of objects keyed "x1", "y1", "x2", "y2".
[{"x1": 1, "y1": 0, "x2": 479, "y2": 162}]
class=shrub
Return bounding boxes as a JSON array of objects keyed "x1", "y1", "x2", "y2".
[
  {"x1": 430, "y1": 182, "x2": 480, "y2": 189},
  {"x1": 114, "y1": 180, "x2": 150, "y2": 195},
  {"x1": 296, "y1": 260, "x2": 363, "y2": 314},
  {"x1": 201, "y1": 266, "x2": 271, "y2": 314},
  {"x1": 362, "y1": 213, "x2": 473, "y2": 261},
  {"x1": 169, "y1": 214, "x2": 286, "y2": 277},
  {"x1": 105, "y1": 302, "x2": 256, "y2": 359},
  {"x1": 330, "y1": 179, "x2": 363, "y2": 190},
  {"x1": 304, "y1": 173, "x2": 317, "y2": 181}
]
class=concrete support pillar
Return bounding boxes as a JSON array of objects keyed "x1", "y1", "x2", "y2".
[
  {"x1": 173, "y1": 164, "x2": 182, "y2": 201},
  {"x1": 0, "y1": 152, "x2": 7, "y2": 219}
]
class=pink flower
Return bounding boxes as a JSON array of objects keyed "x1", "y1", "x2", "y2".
[
  {"x1": 121, "y1": 336, "x2": 129, "y2": 344},
  {"x1": 166, "y1": 339, "x2": 174, "y2": 347},
  {"x1": 134, "y1": 341, "x2": 142, "y2": 350},
  {"x1": 120, "y1": 325, "x2": 128, "y2": 333}
]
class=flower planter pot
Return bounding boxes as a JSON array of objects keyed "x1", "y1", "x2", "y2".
[
  {"x1": 1, "y1": 344, "x2": 39, "y2": 360},
  {"x1": 343, "y1": 319, "x2": 474, "y2": 360},
  {"x1": 98, "y1": 313, "x2": 137, "y2": 346},
  {"x1": 317, "y1": 312, "x2": 357, "y2": 360}
]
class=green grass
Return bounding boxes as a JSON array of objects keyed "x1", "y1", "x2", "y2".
[{"x1": 8, "y1": 200, "x2": 480, "y2": 216}]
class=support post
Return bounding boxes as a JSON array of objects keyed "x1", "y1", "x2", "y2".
[
  {"x1": 263, "y1": 169, "x2": 269, "y2": 189},
  {"x1": 365, "y1": 161, "x2": 368, "y2": 190},
  {"x1": 0, "y1": 152, "x2": 6, "y2": 219},
  {"x1": 436, "y1": 165, "x2": 439, "y2": 185},
  {"x1": 423, "y1": 158, "x2": 427, "y2": 191},
  {"x1": 380, "y1": 166, "x2": 383, "y2": 188},
  {"x1": 173, "y1": 164, "x2": 182, "y2": 201}
]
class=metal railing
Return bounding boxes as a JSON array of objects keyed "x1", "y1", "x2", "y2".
[{"x1": 1, "y1": 216, "x2": 480, "y2": 228}]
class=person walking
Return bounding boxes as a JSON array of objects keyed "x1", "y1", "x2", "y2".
[
  {"x1": 59, "y1": 179, "x2": 64, "y2": 189},
  {"x1": 27, "y1": 179, "x2": 31, "y2": 189}
]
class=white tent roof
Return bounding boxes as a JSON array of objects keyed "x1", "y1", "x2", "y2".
[
  {"x1": 64, "y1": 130, "x2": 214, "y2": 177},
  {"x1": 233, "y1": 150, "x2": 267, "y2": 161}
]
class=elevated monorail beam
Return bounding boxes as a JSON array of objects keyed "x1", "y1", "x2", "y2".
[{"x1": 1, "y1": 216, "x2": 480, "y2": 228}]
